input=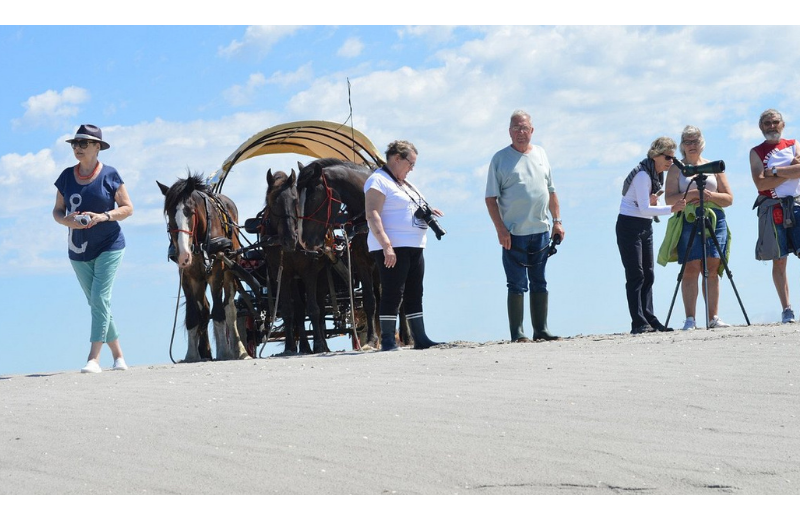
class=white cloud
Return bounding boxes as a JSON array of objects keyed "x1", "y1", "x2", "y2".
[
  {"x1": 0, "y1": 149, "x2": 57, "y2": 188},
  {"x1": 337, "y1": 37, "x2": 364, "y2": 58},
  {"x1": 223, "y1": 73, "x2": 268, "y2": 107},
  {"x1": 219, "y1": 26, "x2": 303, "y2": 57},
  {"x1": 268, "y1": 63, "x2": 314, "y2": 88},
  {"x1": 398, "y1": 25, "x2": 458, "y2": 43},
  {"x1": 14, "y1": 86, "x2": 89, "y2": 129},
  {"x1": 280, "y1": 25, "x2": 800, "y2": 216},
  {"x1": 12, "y1": 26, "x2": 800, "y2": 279}
]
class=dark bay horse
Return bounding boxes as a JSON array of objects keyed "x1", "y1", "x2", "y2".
[
  {"x1": 296, "y1": 158, "x2": 410, "y2": 349},
  {"x1": 263, "y1": 169, "x2": 333, "y2": 355},
  {"x1": 157, "y1": 174, "x2": 249, "y2": 362}
]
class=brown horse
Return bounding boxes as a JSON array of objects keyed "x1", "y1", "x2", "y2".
[
  {"x1": 296, "y1": 158, "x2": 412, "y2": 349},
  {"x1": 157, "y1": 173, "x2": 249, "y2": 362},
  {"x1": 263, "y1": 169, "x2": 332, "y2": 355}
]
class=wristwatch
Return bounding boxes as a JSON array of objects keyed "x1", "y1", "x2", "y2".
[
  {"x1": 104, "y1": 211, "x2": 112, "y2": 221},
  {"x1": 553, "y1": 218, "x2": 562, "y2": 224},
  {"x1": 772, "y1": 166, "x2": 779, "y2": 177}
]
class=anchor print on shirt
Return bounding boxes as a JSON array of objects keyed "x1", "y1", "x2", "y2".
[{"x1": 68, "y1": 193, "x2": 87, "y2": 254}]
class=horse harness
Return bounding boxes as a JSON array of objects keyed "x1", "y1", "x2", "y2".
[{"x1": 167, "y1": 191, "x2": 238, "y2": 274}]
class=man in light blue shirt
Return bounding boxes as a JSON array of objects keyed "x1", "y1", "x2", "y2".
[{"x1": 485, "y1": 109, "x2": 565, "y2": 342}]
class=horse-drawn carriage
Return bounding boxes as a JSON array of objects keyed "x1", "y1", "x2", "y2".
[{"x1": 160, "y1": 121, "x2": 391, "y2": 362}]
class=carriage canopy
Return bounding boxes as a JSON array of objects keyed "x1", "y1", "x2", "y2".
[{"x1": 210, "y1": 120, "x2": 385, "y2": 192}]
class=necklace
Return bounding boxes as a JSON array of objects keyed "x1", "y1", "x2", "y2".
[{"x1": 76, "y1": 162, "x2": 101, "y2": 181}]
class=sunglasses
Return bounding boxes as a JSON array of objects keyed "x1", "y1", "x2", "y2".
[
  {"x1": 70, "y1": 140, "x2": 95, "y2": 149},
  {"x1": 663, "y1": 154, "x2": 675, "y2": 161}
]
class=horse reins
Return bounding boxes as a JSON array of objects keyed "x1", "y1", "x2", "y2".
[
  {"x1": 299, "y1": 173, "x2": 343, "y2": 227},
  {"x1": 167, "y1": 191, "x2": 237, "y2": 259}
]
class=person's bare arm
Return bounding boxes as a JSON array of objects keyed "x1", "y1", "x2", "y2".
[
  {"x1": 366, "y1": 189, "x2": 396, "y2": 267},
  {"x1": 485, "y1": 197, "x2": 511, "y2": 250}
]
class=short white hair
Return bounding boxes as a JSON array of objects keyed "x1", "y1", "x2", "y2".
[{"x1": 509, "y1": 109, "x2": 531, "y2": 127}]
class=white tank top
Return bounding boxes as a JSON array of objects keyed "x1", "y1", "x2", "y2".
[{"x1": 677, "y1": 169, "x2": 719, "y2": 194}]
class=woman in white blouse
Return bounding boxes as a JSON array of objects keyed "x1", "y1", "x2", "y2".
[{"x1": 617, "y1": 137, "x2": 686, "y2": 334}]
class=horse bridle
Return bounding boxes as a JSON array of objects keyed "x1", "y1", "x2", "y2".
[
  {"x1": 166, "y1": 191, "x2": 236, "y2": 269},
  {"x1": 299, "y1": 173, "x2": 343, "y2": 228}
]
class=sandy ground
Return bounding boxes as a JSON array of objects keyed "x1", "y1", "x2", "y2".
[{"x1": 1, "y1": 323, "x2": 798, "y2": 495}]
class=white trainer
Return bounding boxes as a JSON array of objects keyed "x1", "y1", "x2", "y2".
[
  {"x1": 81, "y1": 360, "x2": 102, "y2": 374},
  {"x1": 112, "y1": 358, "x2": 128, "y2": 371},
  {"x1": 709, "y1": 316, "x2": 731, "y2": 328},
  {"x1": 682, "y1": 317, "x2": 696, "y2": 331}
]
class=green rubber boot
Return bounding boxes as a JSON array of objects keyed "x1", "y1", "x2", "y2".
[
  {"x1": 531, "y1": 292, "x2": 559, "y2": 341},
  {"x1": 508, "y1": 293, "x2": 530, "y2": 342}
]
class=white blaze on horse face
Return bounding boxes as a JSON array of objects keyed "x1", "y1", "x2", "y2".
[
  {"x1": 297, "y1": 188, "x2": 307, "y2": 250},
  {"x1": 174, "y1": 201, "x2": 193, "y2": 267}
]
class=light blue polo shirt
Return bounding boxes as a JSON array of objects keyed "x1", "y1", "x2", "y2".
[{"x1": 485, "y1": 144, "x2": 554, "y2": 236}]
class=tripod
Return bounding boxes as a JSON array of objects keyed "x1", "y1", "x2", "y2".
[{"x1": 665, "y1": 173, "x2": 750, "y2": 329}]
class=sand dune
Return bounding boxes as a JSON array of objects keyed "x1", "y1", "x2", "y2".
[{"x1": 1, "y1": 324, "x2": 798, "y2": 495}]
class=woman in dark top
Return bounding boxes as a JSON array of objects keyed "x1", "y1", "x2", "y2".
[{"x1": 52, "y1": 124, "x2": 133, "y2": 373}]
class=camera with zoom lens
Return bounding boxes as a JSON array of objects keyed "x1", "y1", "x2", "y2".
[
  {"x1": 675, "y1": 158, "x2": 725, "y2": 177},
  {"x1": 548, "y1": 234, "x2": 562, "y2": 257},
  {"x1": 75, "y1": 214, "x2": 91, "y2": 226},
  {"x1": 414, "y1": 204, "x2": 446, "y2": 240}
]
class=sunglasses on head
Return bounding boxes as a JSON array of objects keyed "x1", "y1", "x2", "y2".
[{"x1": 70, "y1": 140, "x2": 94, "y2": 149}]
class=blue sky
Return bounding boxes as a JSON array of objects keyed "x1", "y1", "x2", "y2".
[{"x1": 2, "y1": 23, "x2": 799, "y2": 376}]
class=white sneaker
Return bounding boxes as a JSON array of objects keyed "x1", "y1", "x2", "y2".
[
  {"x1": 709, "y1": 316, "x2": 731, "y2": 328},
  {"x1": 112, "y1": 358, "x2": 128, "y2": 371},
  {"x1": 682, "y1": 317, "x2": 696, "y2": 331},
  {"x1": 81, "y1": 360, "x2": 102, "y2": 374}
]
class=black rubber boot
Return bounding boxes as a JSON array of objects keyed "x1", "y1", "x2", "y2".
[
  {"x1": 408, "y1": 315, "x2": 442, "y2": 349},
  {"x1": 508, "y1": 293, "x2": 530, "y2": 342},
  {"x1": 380, "y1": 317, "x2": 399, "y2": 351},
  {"x1": 531, "y1": 292, "x2": 559, "y2": 341}
]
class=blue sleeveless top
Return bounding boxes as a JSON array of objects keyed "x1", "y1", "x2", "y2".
[{"x1": 54, "y1": 164, "x2": 126, "y2": 261}]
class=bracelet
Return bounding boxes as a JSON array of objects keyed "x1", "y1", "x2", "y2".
[
  {"x1": 553, "y1": 218, "x2": 562, "y2": 224},
  {"x1": 104, "y1": 211, "x2": 112, "y2": 221}
]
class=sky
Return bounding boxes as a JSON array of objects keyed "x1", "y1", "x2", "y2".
[{"x1": 2, "y1": 22, "x2": 800, "y2": 376}]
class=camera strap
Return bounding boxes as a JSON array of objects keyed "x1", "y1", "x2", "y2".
[{"x1": 381, "y1": 166, "x2": 427, "y2": 210}]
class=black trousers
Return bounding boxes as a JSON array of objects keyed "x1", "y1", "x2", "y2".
[
  {"x1": 616, "y1": 214, "x2": 658, "y2": 330},
  {"x1": 371, "y1": 247, "x2": 425, "y2": 317}
]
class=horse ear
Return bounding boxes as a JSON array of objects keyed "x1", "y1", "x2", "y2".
[
  {"x1": 297, "y1": 161, "x2": 304, "y2": 171},
  {"x1": 266, "y1": 169, "x2": 274, "y2": 186},
  {"x1": 289, "y1": 169, "x2": 297, "y2": 185},
  {"x1": 157, "y1": 181, "x2": 169, "y2": 196},
  {"x1": 312, "y1": 162, "x2": 323, "y2": 182}
]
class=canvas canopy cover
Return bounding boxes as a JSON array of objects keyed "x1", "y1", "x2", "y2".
[{"x1": 210, "y1": 120, "x2": 385, "y2": 192}]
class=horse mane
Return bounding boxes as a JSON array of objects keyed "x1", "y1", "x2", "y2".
[
  {"x1": 297, "y1": 158, "x2": 372, "y2": 189},
  {"x1": 164, "y1": 171, "x2": 213, "y2": 213}
]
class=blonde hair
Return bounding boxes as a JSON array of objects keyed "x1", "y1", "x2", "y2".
[{"x1": 647, "y1": 136, "x2": 676, "y2": 159}]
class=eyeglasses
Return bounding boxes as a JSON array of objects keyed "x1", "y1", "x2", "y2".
[
  {"x1": 403, "y1": 157, "x2": 415, "y2": 168},
  {"x1": 511, "y1": 125, "x2": 532, "y2": 133},
  {"x1": 71, "y1": 140, "x2": 94, "y2": 149},
  {"x1": 683, "y1": 139, "x2": 700, "y2": 146},
  {"x1": 663, "y1": 155, "x2": 675, "y2": 161}
]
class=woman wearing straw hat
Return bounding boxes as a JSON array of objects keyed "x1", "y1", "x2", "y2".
[{"x1": 52, "y1": 124, "x2": 134, "y2": 373}]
